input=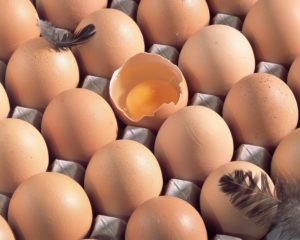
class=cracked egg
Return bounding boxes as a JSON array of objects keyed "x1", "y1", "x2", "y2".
[{"x1": 109, "y1": 53, "x2": 188, "y2": 131}]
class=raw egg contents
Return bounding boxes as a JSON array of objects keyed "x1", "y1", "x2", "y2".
[{"x1": 126, "y1": 79, "x2": 179, "y2": 120}]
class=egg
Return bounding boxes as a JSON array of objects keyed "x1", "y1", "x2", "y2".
[
  {"x1": 137, "y1": 0, "x2": 209, "y2": 48},
  {"x1": 73, "y1": 9, "x2": 145, "y2": 78},
  {"x1": 271, "y1": 128, "x2": 300, "y2": 184},
  {"x1": 110, "y1": 53, "x2": 188, "y2": 130},
  {"x1": 85, "y1": 140, "x2": 163, "y2": 219},
  {"x1": 200, "y1": 161, "x2": 275, "y2": 240},
  {"x1": 5, "y1": 37, "x2": 79, "y2": 111},
  {"x1": 0, "y1": 0, "x2": 40, "y2": 62},
  {"x1": 0, "y1": 83, "x2": 10, "y2": 119},
  {"x1": 179, "y1": 25, "x2": 255, "y2": 98},
  {"x1": 126, "y1": 196, "x2": 208, "y2": 240},
  {"x1": 154, "y1": 106, "x2": 234, "y2": 184},
  {"x1": 36, "y1": 0, "x2": 107, "y2": 30},
  {"x1": 41, "y1": 88, "x2": 118, "y2": 164},
  {"x1": 0, "y1": 118, "x2": 48, "y2": 196},
  {"x1": 223, "y1": 73, "x2": 298, "y2": 150},
  {"x1": 243, "y1": 0, "x2": 300, "y2": 65},
  {"x1": 287, "y1": 55, "x2": 300, "y2": 104},
  {"x1": 0, "y1": 216, "x2": 15, "y2": 240},
  {"x1": 207, "y1": 0, "x2": 258, "y2": 16},
  {"x1": 8, "y1": 172, "x2": 93, "y2": 240}
]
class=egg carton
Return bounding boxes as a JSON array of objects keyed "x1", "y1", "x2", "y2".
[
  {"x1": 110, "y1": 0, "x2": 138, "y2": 19},
  {"x1": 82, "y1": 75, "x2": 110, "y2": 101},
  {"x1": 256, "y1": 61, "x2": 288, "y2": 80},
  {"x1": 212, "y1": 13, "x2": 243, "y2": 30},
  {"x1": 0, "y1": 194, "x2": 10, "y2": 219},
  {"x1": 234, "y1": 144, "x2": 272, "y2": 172},
  {"x1": 189, "y1": 93, "x2": 223, "y2": 114},
  {"x1": 89, "y1": 215, "x2": 127, "y2": 240},
  {"x1": 122, "y1": 125, "x2": 155, "y2": 150},
  {"x1": 11, "y1": 106, "x2": 43, "y2": 129},
  {"x1": 148, "y1": 44, "x2": 179, "y2": 64},
  {"x1": 212, "y1": 235, "x2": 242, "y2": 240},
  {"x1": 0, "y1": 60, "x2": 6, "y2": 85}
]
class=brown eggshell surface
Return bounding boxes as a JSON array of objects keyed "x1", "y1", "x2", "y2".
[
  {"x1": 155, "y1": 106, "x2": 234, "y2": 184},
  {"x1": 0, "y1": 216, "x2": 15, "y2": 240},
  {"x1": 223, "y1": 73, "x2": 298, "y2": 150},
  {"x1": 137, "y1": 0, "x2": 210, "y2": 48},
  {"x1": 0, "y1": 0, "x2": 40, "y2": 63},
  {"x1": 179, "y1": 25, "x2": 255, "y2": 98},
  {"x1": 243, "y1": 0, "x2": 300, "y2": 65},
  {"x1": 73, "y1": 8, "x2": 145, "y2": 78},
  {"x1": 36, "y1": 0, "x2": 108, "y2": 30},
  {"x1": 0, "y1": 83, "x2": 10, "y2": 119},
  {"x1": 110, "y1": 53, "x2": 188, "y2": 131},
  {"x1": 84, "y1": 140, "x2": 163, "y2": 219},
  {"x1": 8, "y1": 172, "x2": 93, "y2": 240},
  {"x1": 0, "y1": 118, "x2": 48, "y2": 196},
  {"x1": 200, "y1": 161, "x2": 274, "y2": 240},
  {"x1": 126, "y1": 196, "x2": 208, "y2": 240},
  {"x1": 207, "y1": 0, "x2": 258, "y2": 16},
  {"x1": 287, "y1": 55, "x2": 300, "y2": 105},
  {"x1": 41, "y1": 88, "x2": 118, "y2": 164},
  {"x1": 5, "y1": 37, "x2": 79, "y2": 110}
]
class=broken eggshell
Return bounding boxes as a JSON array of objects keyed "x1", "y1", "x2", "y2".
[{"x1": 109, "y1": 53, "x2": 188, "y2": 131}]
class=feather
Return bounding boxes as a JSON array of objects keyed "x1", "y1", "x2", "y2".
[
  {"x1": 39, "y1": 19, "x2": 96, "y2": 50},
  {"x1": 219, "y1": 170, "x2": 280, "y2": 224}
]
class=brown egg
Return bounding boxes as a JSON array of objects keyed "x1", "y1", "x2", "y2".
[
  {"x1": 179, "y1": 25, "x2": 255, "y2": 98},
  {"x1": 243, "y1": 0, "x2": 300, "y2": 65},
  {"x1": 126, "y1": 196, "x2": 208, "y2": 240},
  {"x1": 73, "y1": 9, "x2": 144, "y2": 78},
  {"x1": 223, "y1": 73, "x2": 298, "y2": 150},
  {"x1": 8, "y1": 172, "x2": 93, "y2": 240},
  {"x1": 271, "y1": 128, "x2": 300, "y2": 184},
  {"x1": 287, "y1": 55, "x2": 300, "y2": 104},
  {"x1": 110, "y1": 53, "x2": 188, "y2": 130},
  {"x1": 0, "y1": 0, "x2": 40, "y2": 62},
  {"x1": 41, "y1": 88, "x2": 118, "y2": 164},
  {"x1": 155, "y1": 106, "x2": 234, "y2": 184},
  {"x1": 200, "y1": 161, "x2": 274, "y2": 240},
  {"x1": 0, "y1": 118, "x2": 48, "y2": 196},
  {"x1": 137, "y1": 0, "x2": 209, "y2": 48},
  {"x1": 0, "y1": 216, "x2": 15, "y2": 240},
  {"x1": 0, "y1": 83, "x2": 10, "y2": 119},
  {"x1": 207, "y1": 0, "x2": 258, "y2": 16},
  {"x1": 5, "y1": 37, "x2": 79, "y2": 111},
  {"x1": 36, "y1": 0, "x2": 107, "y2": 30},
  {"x1": 85, "y1": 140, "x2": 163, "y2": 219}
]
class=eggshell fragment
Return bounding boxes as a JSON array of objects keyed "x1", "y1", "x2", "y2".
[
  {"x1": 5, "y1": 37, "x2": 79, "y2": 111},
  {"x1": 110, "y1": 53, "x2": 188, "y2": 130},
  {"x1": 74, "y1": 9, "x2": 144, "y2": 78},
  {"x1": 208, "y1": 0, "x2": 258, "y2": 16},
  {"x1": 0, "y1": 119, "x2": 48, "y2": 195},
  {"x1": 223, "y1": 73, "x2": 298, "y2": 150},
  {"x1": 8, "y1": 172, "x2": 93, "y2": 240},
  {"x1": 0, "y1": 83, "x2": 10, "y2": 120},
  {"x1": 287, "y1": 55, "x2": 300, "y2": 104},
  {"x1": 0, "y1": 0, "x2": 40, "y2": 62},
  {"x1": 0, "y1": 216, "x2": 15, "y2": 240},
  {"x1": 126, "y1": 196, "x2": 208, "y2": 240},
  {"x1": 179, "y1": 25, "x2": 255, "y2": 98},
  {"x1": 154, "y1": 106, "x2": 234, "y2": 184},
  {"x1": 84, "y1": 140, "x2": 163, "y2": 219},
  {"x1": 41, "y1": 88, "x2": 118, "y2": 164},
  {"x1": 137, "y1": 0, "x2": 210, "y2": 48},
  {"x1": 200, "y1": 161, "x2": 274, "y2": 240}
]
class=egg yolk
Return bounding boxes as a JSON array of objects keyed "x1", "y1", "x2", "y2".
[{"x1": 126, "y1": 79, "x2": 179, "y2": 120}]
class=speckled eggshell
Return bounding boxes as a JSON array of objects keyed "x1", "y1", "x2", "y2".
[
  {"x1": 36, "y1": 0, "x2": 107, "y2": 30},
  {"x1": 126, "y1": 196, "x2": 208, "y2": 240},
  {"x1": 5, "y1": 37, "x2": 79, "y2": 111},
  {"x1": 0, "y1": 0, "x2": 40, "y2": 62},
  {"x1": 0, "y1": 216, "x2": 15, "y2": 240},
  {"x1": 287, "y1": 55, "x2": 300, "y2": 104},
  {"x1": 0, "y1": 83, "x2": 10, "y2": 119},
  {"x1": 137, "y1": 0, "x2": 210, "y2": 48},
  {"x1": 243, "y1": 0, "x2": 300, "y2": 65},
  {"x1": 223, "y1": 73, "x2": 298, "y2": 150},
  {"x1": 8, "y1": 172, "x2": 93, "y2": 240},
  {"x1": 41, "y1": 88, "x2": 118, "y2": 165},
  {"x1": 0, "y1": 118, "x2": 48, "y2": 196},
  {"x1": 179, "y1": 25, "x2": 255, "y2": 98},
  {"x1": 73, "y1": 9, "x2": 145, "y2": 78},
  {"x1": 84, "y1": 140, "x2": 163, "y2": 219},
  {"x1": 207, "y1": 0, "x2": 258, "y2": 16},
  {"x1": 200, "y1": 161, "x2": 274, "y2": 240},
  {"x1": 154, "y1": 106, "x2": 234, "y2": 184}
]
